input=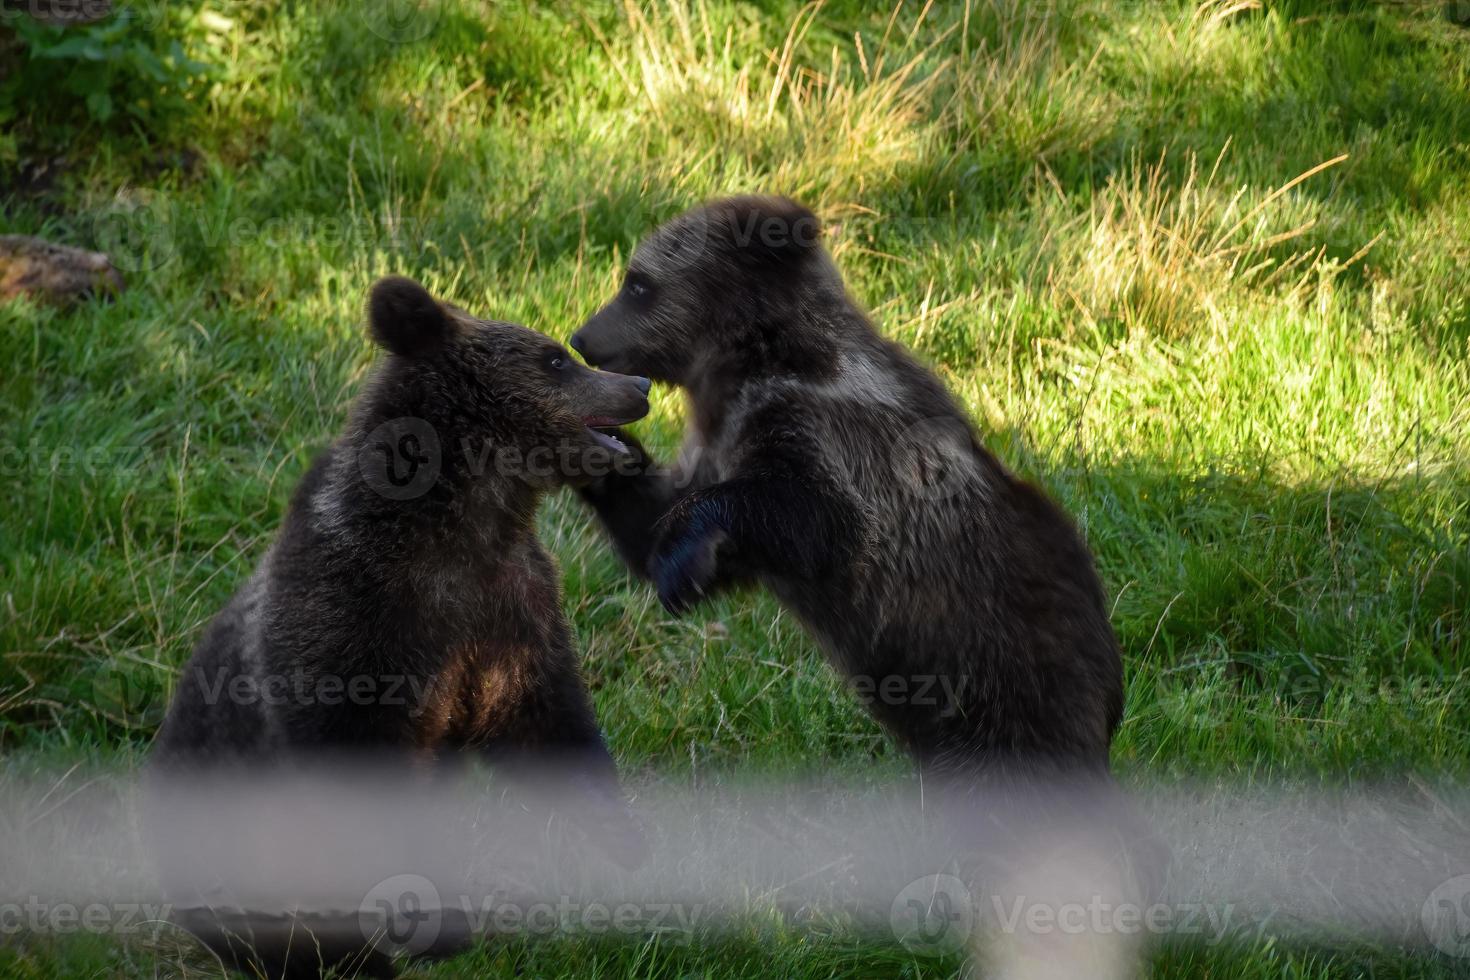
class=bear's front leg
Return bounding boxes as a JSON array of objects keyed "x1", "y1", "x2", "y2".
[
  {"x1": 480, "y1": 655, "x2": 648, "y2": 870},
  {"x1": 649, "y1": 495, "x2": 731, "y2": 614},
  {"x1": 649, "y1": 474, "x2": 859, "y2": 615},
  {"x1": 577, "y1": 428, "x2": 683, "y2": 577}
]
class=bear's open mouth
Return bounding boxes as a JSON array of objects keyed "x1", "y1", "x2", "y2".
[
  {"x1": 586, "y1": 428, "x2": 628, "y2": 454},
  {"x1": 582, "y1": 417, "x2": 631, "y2": 454}
]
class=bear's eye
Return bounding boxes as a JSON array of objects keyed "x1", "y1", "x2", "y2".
[
  {"x1": 624, "y1": 274, "x2": 652, "y2": 301},
  {"x1": 549, "y1": 354, "x2": 567, "y2": 371}
]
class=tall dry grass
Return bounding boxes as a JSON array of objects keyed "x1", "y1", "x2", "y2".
[
  {"x1": 595, "y1": 0, "x2": 953, "y2": 202},
  {"x1": 1043, "y1": 146, "x2": 1376, "y2": 336}
]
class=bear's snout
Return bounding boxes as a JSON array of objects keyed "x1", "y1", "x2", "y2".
[{"x1": 571, "y1": 368, "x2": 651, "y2": 430}]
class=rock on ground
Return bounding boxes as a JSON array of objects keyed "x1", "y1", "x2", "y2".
[{"x1": 0, "y1": 234, "x2": 125, "y2": 305}]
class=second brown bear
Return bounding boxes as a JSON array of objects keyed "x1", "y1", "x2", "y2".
[{"x1": 571, "y1": 196, "x2": 1125, "y2": 785}]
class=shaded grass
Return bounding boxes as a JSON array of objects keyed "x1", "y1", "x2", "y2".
[{"x1": 2, "y1": 0, "x2": 1470, "y2": 975}]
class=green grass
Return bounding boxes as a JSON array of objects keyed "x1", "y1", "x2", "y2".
[{"x1": 3, "y1": 0, "x2": 1469, "y2": 976}]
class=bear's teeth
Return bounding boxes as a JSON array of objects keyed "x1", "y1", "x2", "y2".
[{"x1": 587, "y1": 427, "x2": 628, "y2": 454}]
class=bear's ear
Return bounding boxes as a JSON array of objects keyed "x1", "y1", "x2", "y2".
[
  {"x1": 715, "y1": 195, "x2": 822, "y2": 266},
  {"x1": 367, "y1": 276, "x2": 453, "y2": 357}
]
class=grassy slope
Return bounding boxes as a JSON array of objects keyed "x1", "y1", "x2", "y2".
[{"x1": 2, "y1": 0, "x2": 1468, "y2": 976}]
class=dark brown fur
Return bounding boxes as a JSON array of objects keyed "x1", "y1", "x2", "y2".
[
  {"x1": 149, "y1": 277, "x2": 651, "y2": 977},
  {"x1": 572, "y1": 196, "x2": 1125, "y2": 783}
]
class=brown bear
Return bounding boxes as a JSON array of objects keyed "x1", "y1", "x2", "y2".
[
  {"x1": 148, "y1": 276, "x2": 651, "y2": 978},
  {"x1": 569, "y1": 196, "x2": 1125, "y2": 784}
]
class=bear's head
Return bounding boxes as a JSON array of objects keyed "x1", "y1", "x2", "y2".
[
  {"x1": 355, "y1": 276, "x2": 650, "y2": 496},
  {"x1": 570, "y1": 196, "x2": 842, "y2": 385}
]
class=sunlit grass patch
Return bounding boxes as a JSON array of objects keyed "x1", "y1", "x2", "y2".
[
  {"x1": 599, "y1": 0, "x2": 953, "y2": 203},
  {"x1": 2, "y1": 0, "x2": 1470, "y2": 976},
  {"x1": 1042, "y1": 146, "x2": 1366, "y2": 337}
]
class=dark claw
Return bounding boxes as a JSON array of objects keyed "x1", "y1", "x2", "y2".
[{"x1": 652, "y1": 521, "x2": 719, "y2": 615}]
